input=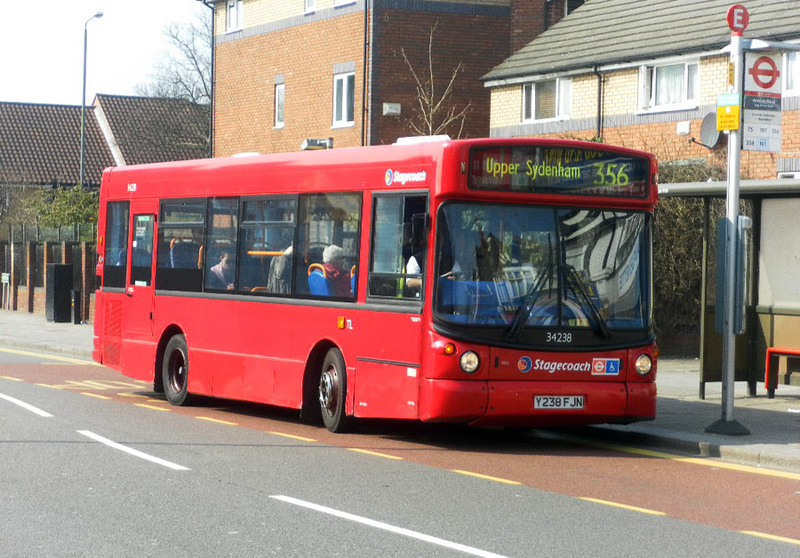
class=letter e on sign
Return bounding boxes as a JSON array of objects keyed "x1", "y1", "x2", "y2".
[{"x1": 727, "y1": 4, "x2": 749, "y2": 33}]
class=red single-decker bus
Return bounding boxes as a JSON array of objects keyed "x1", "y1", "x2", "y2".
[{"x1": 94, "y1": 138, "x2": 658, "y2": 432}]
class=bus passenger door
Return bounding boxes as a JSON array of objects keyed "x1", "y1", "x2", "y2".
[{"x1": 124, "y1": 212, "x2": 156, "y2": 339}]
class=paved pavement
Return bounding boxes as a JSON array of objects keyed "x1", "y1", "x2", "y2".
[{"x1": 1, "y1": 309, "x2": 799, "y2": 472}]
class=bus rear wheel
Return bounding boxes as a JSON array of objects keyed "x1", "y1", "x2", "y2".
[
  {"x1": 319, "y1": 348, "x2": 349, "y2": 433},
  {"x1": 163, "y1": 334, "x2": 192, "y2": 406}
]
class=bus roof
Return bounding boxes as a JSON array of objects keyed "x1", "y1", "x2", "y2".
[{"x1": 100, "y1": 138, "x2": 657, "y2": 206}]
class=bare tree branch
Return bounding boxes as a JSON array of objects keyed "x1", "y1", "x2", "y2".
[
  {"x1": 136, "y1": 11, "x2": 212, "y2": 104},
  {"x1": 400, "y1": 22, "x2": 471, "y2": 138}
]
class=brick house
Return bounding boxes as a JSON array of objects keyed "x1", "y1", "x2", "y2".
[
  {"x1": 0, "y1": 95, "x2": 209, "y2": 318},
  {"x1": 199, "y1": 0, "x2": 585, "y2": 156},
  {"x1": 483, "y1": 0, "x2": 800, "y2": 180}
]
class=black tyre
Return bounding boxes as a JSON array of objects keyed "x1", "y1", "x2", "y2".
[
  {"x1": 319, "y1": 348, "x2": 349, "y2": 432},
  {"x1": 162, "y1": 334, "x2": 192, "y2": 406}
]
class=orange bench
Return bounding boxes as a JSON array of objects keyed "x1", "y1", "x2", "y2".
[{"x1": 764, "y1": 346, "x2": 800, "y2": 398}]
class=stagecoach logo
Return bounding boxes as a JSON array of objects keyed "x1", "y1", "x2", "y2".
[
  {"x1": 517, "y1": 357, "x2": 595, "y2": 374},
  {"x1": 385, "y1": 169, "x2": 427, "y2": 186}
]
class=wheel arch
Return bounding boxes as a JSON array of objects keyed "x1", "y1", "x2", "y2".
[
  {"x1": 154, "y1": 324, "x2": 185, "y2": 393},
  {"x1": 300, "y1": 339, "x2": 342, "y2": 423}
]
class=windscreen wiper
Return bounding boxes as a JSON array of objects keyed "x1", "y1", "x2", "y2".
[
  {"x1": 564, "y1": 265, "x2": 610, "y2": 339},
  {"x1": 505, "y1": 264, "x2": 552, "y2": 340}
]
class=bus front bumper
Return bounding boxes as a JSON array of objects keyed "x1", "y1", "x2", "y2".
[{"x1": 419, "y1": 379, "x2": 656, "y2": 427}]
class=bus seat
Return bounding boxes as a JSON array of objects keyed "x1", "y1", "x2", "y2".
[
  {"x1": 170, "y1": 239, "x2": 199, "y2": 269},
  {"x1": 308, "y1": 263, "x2": 329, "y2": 296}
]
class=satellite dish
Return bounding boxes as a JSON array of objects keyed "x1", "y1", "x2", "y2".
[{"x1": 697, "y1": 112, "x2": 721, "y2": 149}]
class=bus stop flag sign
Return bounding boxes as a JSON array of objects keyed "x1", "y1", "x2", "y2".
[
  {"x1": 727, "y1": 4, "x2": 749, "y2": 34},
  {"x1": 742, "y1": 53, "x2": 782, "y2": 152}
]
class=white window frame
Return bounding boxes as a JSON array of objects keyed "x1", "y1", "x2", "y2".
[
  {"x1": 333, "y1": 72, "x2": 356, "y2": 128},
  {"x1": 274, "y1": 83, "x2": 285, "y2": 129},
  {"x1": 334, "y1": 0, "x2": 357, "y2": 6},
  {"x1": 638, "y1": 60, "x2": 699, "y2": 112},
  {"x1": 226, "y1": 0, "x2": 243, "y2": 32},
  {"x1": 522, "y1": 78, "x2": 571, "y2": 122},
  {"x1": 784, "y1": 51, "x2": 800, "y2": 96},
  {"x1": 305, "y1": 0, "x2": 316, "y2": 14}
]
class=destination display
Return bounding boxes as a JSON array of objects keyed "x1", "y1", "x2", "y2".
[{"x1": 469, "y1": 145, "x2": 650, "y2": 197}]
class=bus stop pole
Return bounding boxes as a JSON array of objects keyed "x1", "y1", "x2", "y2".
[{"x1": 707, "y1": 21, "x2": 749, "y2": 436}]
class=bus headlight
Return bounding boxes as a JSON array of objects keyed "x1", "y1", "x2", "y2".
[
  {"x1": 635, "y1": 354, "x2": 653, "y2": 376},
  {"x1": 459, "y1": 351, "x2": 480, "y2": 374}
]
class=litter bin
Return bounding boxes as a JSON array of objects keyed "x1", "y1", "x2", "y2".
[
  {"x1": 46, "y1": 264, "x2": 73, "y2": 323},
  {"x1": 72, "y1": 289, "x2": 82, "y2": 324}
]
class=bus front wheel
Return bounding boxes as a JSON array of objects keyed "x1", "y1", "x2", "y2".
[
  {"x1": 163, "y1": 334, "x2": 192, "y2": 406},
  {"x1": 319, "y1": 348, "x2": 349, "y2": 433}
]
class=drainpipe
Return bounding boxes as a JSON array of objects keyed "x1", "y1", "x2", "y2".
[
  {"x1": 361, "y1": 0, "x2": 372, "y2": 146},
  {"x1": 200, "y1": 0, "x2": 216, "y2": 157},
  {"x1": 593, "y1": 65, "x2": 603, "y2": 141}
]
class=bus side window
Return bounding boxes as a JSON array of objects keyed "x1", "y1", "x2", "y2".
[
  {"x1": 204, "y1": 198, "x2": 239, "y2": 292},
  {"x1": 102, "y1": 201, "x2": 130, "y2": 289},
  {"x1": 295, "y1": 193, "x2": 361, "y2": 299},
  {"x1": 368, "y1": 194, "x2": 428, "y2": 299},
  {"x1": 239, "y1": 196, "x2": 296, "y2": 295},
  {"x1": 155, "y1": 199, "x2": 205, "y2": 292}
]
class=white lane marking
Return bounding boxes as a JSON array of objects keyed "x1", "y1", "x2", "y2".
[
  {"x1": 0, "y1": 392, "x2": 53, "y2": 417},
  {"x1": 270, "y1": 495, "x2": 511, "y2": 558},
  {"x1": 77, "y1": 430, "x2": 190, "y2": 471}
]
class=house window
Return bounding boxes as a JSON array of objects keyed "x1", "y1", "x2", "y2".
[
  {"x1": 522, "y1": 78, "x2": 571, "y2": 121},
  {"x1": 333, "y1": 72, "x2": 355, "y2": 127},
  {"x1": 305, "y1": 0, "x2": 316, "y2": 13},
  {"x1": 275, "y1": 83, "x2": 285, "y2": 128},
  {"x1": 785, "y1": 52, "x2": 800, "y2": 95},
  {"x1": 226, "y1": 0, "x2": 243, "y2": 32},
  {"x1": 640, "y1": 61, "x2": 698, "y2": 110},
  {"x1": 334, "y1": 0, "x2": 357, "y2": 6}
]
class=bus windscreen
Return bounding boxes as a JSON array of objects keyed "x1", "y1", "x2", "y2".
[{"x1": 469, "y1": 145, "x2": 650, "y2": 198}]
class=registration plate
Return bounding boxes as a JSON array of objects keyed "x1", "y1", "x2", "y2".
[{"x1": 534, "y1": 395, "x2": 585, "y2": 409}]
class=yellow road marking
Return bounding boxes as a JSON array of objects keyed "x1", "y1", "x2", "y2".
[
  {"x1": 546, "y1": 433, "x2": 800, "y2": 481},
  {"x1": 269, "y1": 431, "x2": 317, "y2": 443},
  {"x1": 0, "y1": 347, "x2": 99, "y2": 365},
  {"x1": 81, "y1": 392, "x2": 112, "y2": 400},
  {"x1": 580, "y1": 497, "x2": 666, "y2": 516},
  {"x1": 118, "y1": 393, "x2": 148, "y2": 398},
  {"x1": 1, "y1": 375, "x2": 23, "y2": 381},
  {"x1": 197, "y1": 416, "x2": 238, "y2": 426},
  {"x1": 135, "y1": 403, "x2": 171, "y2": 412},
  {"x1": 741, "y1": 531, "x2": 800, "y2": 546},
  {"x1": 451, "y1": 470, "x2": 522, "y2": 485},
  {"x1": 348, "y1": 448, "x2": 404, "y2": 460}
]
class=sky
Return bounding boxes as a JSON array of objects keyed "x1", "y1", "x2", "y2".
[{"x1": 1, "y1": 0, "x2": 209, "y2": 106}]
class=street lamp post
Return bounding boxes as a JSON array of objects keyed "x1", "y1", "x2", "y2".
[{"x1": 79, "y1": 11, "x2": 103, "y2": 188}]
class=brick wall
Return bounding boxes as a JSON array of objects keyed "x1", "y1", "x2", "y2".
[
  {"x1": 214, "y1": 12, "x2": 365, "y2": 157},
  {"x1": 510, "y1": 0, "x2": 567, "y2": 53},
  {"x1": 212, "y1": 2, "x2": 511, "y2": 155},
  {"x1": 371, "y1": 7, "x2": 510, "y2": 144}
]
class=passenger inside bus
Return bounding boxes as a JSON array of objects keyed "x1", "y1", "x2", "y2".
[
  {"x1": 321, "y1": 245, "x2": 351, "y2": 297},
  {"x1": 267, "y1": 246, "x2": 293, "y2": 294},
  {"x1": 208, "y1": 251, "x2": 235, "y2": 290}
]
